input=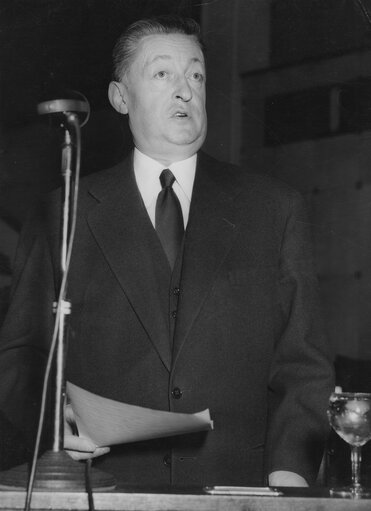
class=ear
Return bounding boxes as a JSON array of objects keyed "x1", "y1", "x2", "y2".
[{"x1": 108, "y1": 81, "x2": 129, "y2": 115}]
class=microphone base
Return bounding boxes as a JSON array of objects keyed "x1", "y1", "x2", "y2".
[{"x1": 0, "y1": 450, "x2": 116, "y2": 491}]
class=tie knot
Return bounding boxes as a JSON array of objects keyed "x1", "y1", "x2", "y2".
[{"x1": 160, "y1": 168, "x2": 175, "y2": 189}]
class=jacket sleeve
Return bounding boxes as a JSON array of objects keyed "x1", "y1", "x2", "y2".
[
  {"x1": 266, "y1": 190, "x2": 335, "y2": 484},
  {"x1": 0, "y1": 203, "x2": 58, "y2": 467}
]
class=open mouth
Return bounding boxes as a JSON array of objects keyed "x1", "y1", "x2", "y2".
[{"x1": 174, "y1": 112, "x2": 188, "y2": 118}]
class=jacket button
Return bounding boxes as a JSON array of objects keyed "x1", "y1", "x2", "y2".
[
  {"x1": 173, "y1": 287, "x2": 180, "y2": 295},
  {"x1": 171, "y1": 310, "x2": 177, "y2": 319},
  {"x1": 163, "y1": 454, "x2": 171, "y2": 467},
  {"x1": 172, "y1": 387, "x2": 182, "y2": 399}
]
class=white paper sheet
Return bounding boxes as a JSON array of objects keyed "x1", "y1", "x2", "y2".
[{"x1": 66, "y1": 381, "x2": 213, "y2": 447}]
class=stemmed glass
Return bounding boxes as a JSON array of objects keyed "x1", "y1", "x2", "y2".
[{"x1": 327, "y1": 391, "x2": 371, "y2": 498}]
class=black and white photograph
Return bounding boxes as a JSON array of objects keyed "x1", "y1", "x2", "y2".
[{"x1": 0, "y1": 1, "x2": 371, "y2": 509}]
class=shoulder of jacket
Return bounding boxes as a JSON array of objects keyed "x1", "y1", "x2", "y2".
[{"x1": 199, "y1": 151, "x2": 302, "y2": 202}]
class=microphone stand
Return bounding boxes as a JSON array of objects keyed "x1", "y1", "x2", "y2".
[
  {"x1": 0, "y1": 113, "x2": 115, "y2": 497},
  {"x1": 52, "y1": 120, "x2": 74, "y2": 456}
]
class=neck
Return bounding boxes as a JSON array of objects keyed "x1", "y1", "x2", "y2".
[{"x1": 135, "y1": 147, "x2": 198, "y2": 167}]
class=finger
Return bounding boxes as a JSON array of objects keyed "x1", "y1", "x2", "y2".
[
  {"x1": 65, "y1": 447, "x2": 111, "y2": 461},
  {"x1": 64, "y1": 418, "x2": 74, "y2": 436},
  {"x1": 64, "y1": 405, "x2": 79, "y2": 436},
  {"x1": 64, "y1": 404, "x2": 75, "y2": 423},
  {"x1": 64, "y1": 434, "x2": 96, "y2": 453}
]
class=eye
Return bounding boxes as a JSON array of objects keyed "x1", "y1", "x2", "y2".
[
  {"x1": 154, "y1": 70, "x2": 168, "y2": 79},
  {"x1": 190, "y1": 72, "x2": 204, "y2": 83}
]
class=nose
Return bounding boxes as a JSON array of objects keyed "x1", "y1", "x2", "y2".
[{"x1": 174, "y1": 76, "x2": 192, "y2": 102}]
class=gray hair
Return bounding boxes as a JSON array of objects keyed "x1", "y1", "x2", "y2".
[{"x1": 112, "y1": 15, "x2": 204, "y2": 82}]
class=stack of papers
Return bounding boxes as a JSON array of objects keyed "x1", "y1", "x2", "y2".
[{"x1": 66, "y1": 381, "x2": 213, "y2": 447}]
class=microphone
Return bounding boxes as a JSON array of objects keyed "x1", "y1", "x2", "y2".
[
  {"x1": 37, "y1": 98, "x2": 89, "y2": 115},
  {"x1": 37, "y1": 93, "x2": 90, "y2": 127}
]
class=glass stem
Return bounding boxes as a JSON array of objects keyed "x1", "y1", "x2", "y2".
[{"x1": 351, "y1": 445, "x2": 362, "y2": 493}]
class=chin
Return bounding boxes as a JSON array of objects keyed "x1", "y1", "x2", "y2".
[
  {"x1": 168, "y1": 130, "x2": 205, "y2": 146},
  {"x1": 160, "y1": 142, "x2": 200, "y2": 163}
]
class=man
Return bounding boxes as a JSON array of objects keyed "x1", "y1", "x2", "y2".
[{"x1": 0, "y1": 15, "x2": 334, "y2": 488}]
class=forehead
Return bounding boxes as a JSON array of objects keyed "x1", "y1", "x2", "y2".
[{"x1": 133, "y1": 33, "x2": 205, "y2": 69}]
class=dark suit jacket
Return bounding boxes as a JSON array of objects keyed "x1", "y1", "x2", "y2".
[{"x1": 0, "y1": 151, "x2": 334, "y2": 487}]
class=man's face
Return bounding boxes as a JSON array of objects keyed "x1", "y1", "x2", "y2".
[{"x1": 115, "y1": 33, "x2": 207, "y2": 164}]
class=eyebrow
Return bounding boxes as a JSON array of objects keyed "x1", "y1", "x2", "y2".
[{"x1": 147, "y1": 55, "x2": 204, "y2": 66}]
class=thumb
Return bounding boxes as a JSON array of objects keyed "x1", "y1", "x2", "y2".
[{"x1": 64, "y1": 403, "x2": 79, "y2": 435}]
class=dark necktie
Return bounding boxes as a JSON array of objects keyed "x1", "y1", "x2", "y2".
[{"x1": 155, "y1": 169, "x2": 184, "y2": 269}]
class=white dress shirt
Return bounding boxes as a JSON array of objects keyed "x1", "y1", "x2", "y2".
[{"x1": 133, "y1": 148, "x2": 197, "y2": 229}]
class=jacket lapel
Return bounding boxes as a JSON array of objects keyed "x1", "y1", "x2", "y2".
[
  {"x1": 172, "y1": 152, "x2": 242, "y2": 365},
  {"x1": 86, "y1": 156, "x2": 172, "y2": 371}
]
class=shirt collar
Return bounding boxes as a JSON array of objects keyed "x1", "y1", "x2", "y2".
[{"x1": 133, "y1": 148, "x2": 197, "y2": 206}]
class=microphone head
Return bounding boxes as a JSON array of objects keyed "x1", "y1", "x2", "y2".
[
  {"x1": 37, "y1": 91, "x2": 90, "y2": 127},
  {"x1": 37, "y1": 99, "x2": 89, "y2": 115}
]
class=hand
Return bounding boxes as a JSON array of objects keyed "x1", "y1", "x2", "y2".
[
  {"x1": 64, "y1": 404, "x2": 110, "y2": 461},
  {"x1": 268, "y1": 470, "x2": 308, "y2": 487}
]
